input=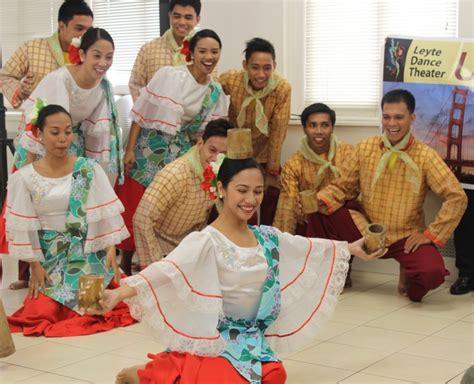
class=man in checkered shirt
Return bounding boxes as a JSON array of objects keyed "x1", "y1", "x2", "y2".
[
  {"x1": 317, "y1": 89, "x2": 467, "y2": 302},
  {"x1": 132, "y1": 119, "x2": 232, "y2": 270},
  {"x1": 218, "y1": 38, "x2": 291, "y2": 226},
  {"x1": 128, "y1": 0, "x2": 201, "y2": 101},
  {"x1": 0, "y1": 0, "x2": 93, "y2": 108}
]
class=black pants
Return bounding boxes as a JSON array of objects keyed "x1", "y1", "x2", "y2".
[{"x1": 454, "y1": 189, "x2": 474, "y2": 278}]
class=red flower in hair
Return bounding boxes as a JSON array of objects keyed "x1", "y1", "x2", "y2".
[
  {"x1": 201, "y1": 165, "x2": 218, "y2": 200},
  {"x1": 180, "y1": 40, "x2": 192, "y2": 63},
  {"x1": 24, "y1": 122, "x2": 38, "y2": 137},
  {"x1": 68, "y1": 38, "x2": 82, "y2": 65}
]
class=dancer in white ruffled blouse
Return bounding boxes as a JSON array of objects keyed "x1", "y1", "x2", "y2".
[
  {"x1": 6, "y1": 104, "x2": 134, "y2": 337},
  {"x1": 89, "y1": 153, "x2": 385, "y2": 384}
]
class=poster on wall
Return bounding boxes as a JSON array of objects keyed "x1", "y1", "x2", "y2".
[{"x1": 382, "y1": 36, "x2": 474, "y2": 188}]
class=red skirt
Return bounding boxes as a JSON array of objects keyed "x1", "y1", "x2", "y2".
[
  {"x1": 138, "y1": 352, "x2": 287, "y2": 384},
  {"x1": 8, "y1": 279, "x2": 136, "y2": 337},
  {"x1": 114, "y1": 175, "x2": 146, "y2": 251}
]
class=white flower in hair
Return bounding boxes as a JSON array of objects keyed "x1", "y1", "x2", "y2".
[{"x1": 71, "y1": 37, "x2": 81, "y2": 48}]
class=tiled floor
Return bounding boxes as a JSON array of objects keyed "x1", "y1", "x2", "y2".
[{"x1": 0, "y1": 268, "x2": 472, "y2": 383}]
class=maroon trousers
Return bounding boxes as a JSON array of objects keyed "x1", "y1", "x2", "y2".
[{"x1": 306, "y1": 206, "x2": 447, "y2": 302}]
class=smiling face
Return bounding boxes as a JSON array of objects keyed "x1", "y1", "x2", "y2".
[
  {"x1": 169, "y1": 5, "x2": 200, "y2": 43},
  {"x1": 382, "y1": 101, "x2": 415, "y2": 146},
  {"x1": 58, "y1": 14, "x2": 93, "y2": 49},
  {"x1": 243, "y1": 52, "x2": 275, "y2": 91},
  {"x1": 190, "y1": 37, "x2": 221, "y2": 76},
  {"x1": 218, "y1": 168, "x2": 265, "y2": 222},
  {"x1": 79, "y1": 39, "x2": 114, "y2": 80},
  {"x1": 197, "y1": 135, "x2": 228, "y2": 169},
  {"x1": 304, "y1": 112, "x2": 334, "y2": 154},
  {"x1": 38, "y1": 112, "x2": 73, "y2": 158}
]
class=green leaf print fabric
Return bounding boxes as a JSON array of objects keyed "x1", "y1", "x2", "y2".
[
  {"x1": 39, "y1": 158, "x2": 113, "y2": 313},
  {"x1": 129, "y1": 80, "x2": 222, "y2": 188},
  {"x1": 217, "y1": 225, "x2": 281, "y2": 384}
]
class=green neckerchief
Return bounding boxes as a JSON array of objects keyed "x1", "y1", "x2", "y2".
[
  {"x1": 372, "y1": 132, "x2": 421, "y2": 192},
  {"x1": 298, "y1": 134, "x2": 340, "y2": 179},
  {"x1": 163, "y1": 29, "x2": 187, "y2": 66},
  {"x1": 100, "y1": 78, "x2": 125, "y2": 184},
  {"x1": 47, "y1": 31, "x2": 66, "y2": 67},
  {"x1": 183, "y1": 145, "x2": 204, "y2": 182},
  {"x1": 237, "y1": 71, "x2": 282, "y2": 136}
]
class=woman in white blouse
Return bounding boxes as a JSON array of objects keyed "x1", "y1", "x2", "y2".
[
  {"x1": 6, "y1": 104, "x2": 133, "y2": 337},
  {"x1": 90, "y1": 156, "x2": 385, "y2": 384},
  {"x1": 3, "y1": 27, "x2": 123, "y2": 291},
  {"x1": 115, "y1": 28, "x2": 228, "y2": 275}
]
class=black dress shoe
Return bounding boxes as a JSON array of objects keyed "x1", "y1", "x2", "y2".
[{"x1": 450, "y1": 277, "x2": 474, "y2": 295}]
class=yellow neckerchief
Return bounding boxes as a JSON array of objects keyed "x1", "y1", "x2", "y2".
[
  {"x1": 163, "y1": 29, "x2": 187, "y2": 66},
  {"x1": 47, "y1": 31, "x2": 66, "y2": 67},
  {"x1": 372, "y1": 132, "x2": 421, "y2": 193},
  {"x1": 183, "y1": 145, "x2": 204, "y2": 181},
  {"x1": 236, "y1": 71, "x2": 282, "y2": 136},
  {"x1": 298, "y1": 134, "x2": 340, "y2": 178}
]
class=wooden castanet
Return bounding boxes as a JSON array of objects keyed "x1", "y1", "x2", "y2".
[
  {"x1": 77, "y1": 274, "x2": 104, "y2": 310},
  {"x1": 226, "y1": 128, "x2": 253, "y2": 159},
  {"x1": 0, "y1": 297, "x2": 15, "y2": 357},
  {"x1": 364, "y1": 223, "x2": 386, "y2": 254}
]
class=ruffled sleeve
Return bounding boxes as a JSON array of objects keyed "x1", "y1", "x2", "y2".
[
  {"x1": 84, "y1": 163, "x2": 129, "y2": 253},
  {"x1": 265, "y1": 230, "x2": 350, "y2": 354},
  {"x1": 4, "y1": 168, "x2": 43, "y2": 262},
  {"x1": 81, "y1": 93, "x2": 113, "y2": 167},
  {"x1": 122, "y1": 231, "x2": 226, "y2": 356},
  {"x1": 131, "y1": 66, "x2": 185, "y2": 135}
]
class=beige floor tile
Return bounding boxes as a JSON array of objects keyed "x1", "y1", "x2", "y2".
[
  {"x1": 109, "y1": 337, "x2": 166, "y2": 360},
  {"x1": 287, "y1": 341, "x2": 392, "y2": 371},
  {"x1": 462, "y1": 313, "x2": 474, "y2": 323},
  {"x1": 16, "y1": 372, "x2": 92, "y2": 383},
  {"x1": 53, "y1": 353, "x2": 146, "y2": 383},
  {"x1": 344, "y1": 283, "x2": 413, "y2": 310},
  {"x1": 366, "y1": 310, "x2": 456, "y2": 335},
  {"x1": 0, "y1": 341, "x2": 100, "y2": 371},
  {"x1": 314, "y1": 320, "x2": 358, "y2": 341},
  {"x1": 330, "y1": 326, "x2": 425, "y2": 353},
  {"x1": 395, "y1": 294, "x2": 474, "y2": 321},
  {"x1": 0, "y1": 288, "x2": 27, "y2": 310},
  {"x1": 433, "y1": 321, "x2": 474, "y2": 341},
  {"x1": 339, "y1": 372, "x2": 415, "y2": 383},
  {"x1": 49, "y1": 328, "x2": 145, "y2": 353},
  {"x1": 120, "y1": 321, "x2": 147, "y2": 334},
  {"x1": 0, "y1": 362, "x2": 42, "y2": 382},
  {"x1": 10, "y1": 333, "x2": 47, "y2": 351},
  {"x1": 339, "y1": 271, "x2": 396, "y2": 301},
  {"x1": 447, "y1": 370, "x2": 468, "y2": 384},
  {"x1": 283, "y1": 360, "x2": 354, "y2": 384},
  {"x1": 402, "y1": 335, "x2": 474, "y2": 364},
  {"x1": 332, "y1": 301, "x2": 398, "y2": 325},
  {"x1": 363, "y1": 353, "x2": 469, "y2": 383}
]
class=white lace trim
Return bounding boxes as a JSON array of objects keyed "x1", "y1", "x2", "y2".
[
  {"x1": 8, "y1": 244, "x2": 44, "y2": 262},
  {"x1": 81, "y1": 119, "x2": 110, "y2": 134},
  {"x1": 265, "y1": 242, "x2": 350, "y2": 354},
  {"x1": 132, "y1": 113, "x2": 182, "y2": 136},
  {"x1": 20, "y1": 132, "x2": 45, "y2": 156},
  {"x1": 5, "y1": 212, "x2": 42, "y2": 231},
  {"x1": 123, "y1": 267, "x2": 226, "y2": 356},
  {"x1": 84, "y1": 225, "x2": 130, "y2": 253},
  {"x1": 86, "y1": 199, "x2": 125, "y2": 223}
]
